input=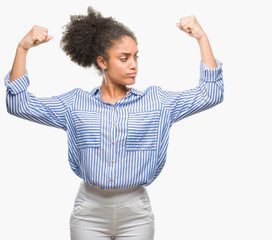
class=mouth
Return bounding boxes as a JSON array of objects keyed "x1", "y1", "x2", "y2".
[{"x1": 127, "y1": 73, "x2": 137, "y2": 78}]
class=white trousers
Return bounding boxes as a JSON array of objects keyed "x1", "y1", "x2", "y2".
[{"x1": 70, "y1": 181, "x2": 155, "y2": 240}]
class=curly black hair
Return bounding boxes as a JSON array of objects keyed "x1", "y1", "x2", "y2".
[{"x1": 60, "y1": 6, "x2": 138, "y2": 76}]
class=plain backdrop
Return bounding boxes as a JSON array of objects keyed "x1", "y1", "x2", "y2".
[{"x1": 1, "y1": 0, "x2": 271, "y2": 239}]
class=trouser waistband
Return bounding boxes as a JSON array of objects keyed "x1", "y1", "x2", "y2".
[{"x1": 78, "y1": 181, "x2": 147, "y2": 206}]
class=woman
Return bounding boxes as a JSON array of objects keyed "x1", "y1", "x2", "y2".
[{"x1": 5, "y1": 6, "x2": 224, "y2": 240}]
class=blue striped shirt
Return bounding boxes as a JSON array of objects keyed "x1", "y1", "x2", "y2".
[{"x1": 5, "y1": 59, "x2": 224, "y2": 189}]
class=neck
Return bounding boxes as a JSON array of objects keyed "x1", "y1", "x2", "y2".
[{"x1": 100, "y1": 80, "x2": 130, "y2": 99}]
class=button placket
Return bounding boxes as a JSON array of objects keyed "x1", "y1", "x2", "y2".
[{"x1": 109, "y1": 106, "x2": 117, "y2": 185}]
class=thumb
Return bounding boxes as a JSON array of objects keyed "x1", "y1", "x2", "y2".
[{"x1": 45, "y1": 35, "x2": 53, "y2": 42}]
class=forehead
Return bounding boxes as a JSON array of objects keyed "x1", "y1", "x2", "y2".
[{"x1": 109, "y1": 36, "x2": 138, "y2": 55}]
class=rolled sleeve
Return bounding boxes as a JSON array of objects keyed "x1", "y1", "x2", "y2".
[
  {"x1": 4, "y1": 69, "x2": 78, "y2": 131},
  {"x1": 4, "y1": 69, "x2": 29, "y2": 95},
  {"x1": 200, "y1": 58, "x2": 223, "y2": 82},
  {"x1": 158, "y1": 58, "x2": 224, "y2": 126}
]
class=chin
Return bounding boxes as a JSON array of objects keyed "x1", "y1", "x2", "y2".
[{"x1": 127, "y1": 79, "x2": 136, "y2": 84}]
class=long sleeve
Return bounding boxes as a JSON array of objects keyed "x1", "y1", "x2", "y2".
[
  {"x1": 158, "y1": 58, "x2": 224, "y2": 127},
  {"x1": 5, "y1": 69, "x2": 78, "y2": 131}
]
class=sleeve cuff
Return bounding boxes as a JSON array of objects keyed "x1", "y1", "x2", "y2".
[
  {"x1": 4, "y1": 69, "x2": 30, "y2": 94},
  {"x1": 200, "y1": 58, "x2": 223, "y2": 82}
]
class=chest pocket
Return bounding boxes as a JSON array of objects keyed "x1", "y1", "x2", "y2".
[
  {"x1": 71, "y1": 110, "x2": 101, "y2": 149},
  {"x1": 126, "y1": 110, "x2": 160, "y2": 151}
]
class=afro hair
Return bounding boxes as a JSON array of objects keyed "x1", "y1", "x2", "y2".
[{"x1": 60, "y1": 6, "x2": 138, "y2": 75}]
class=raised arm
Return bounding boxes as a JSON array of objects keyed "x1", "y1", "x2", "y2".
[
  {"x1": 158, "y1": 16, "x2": 224, "y2": 127},
  {"x1": 5, "y1": 26, "x2": 77, "y2": 131},
  {"x1": 176, "y1": 15, "x2": 217, "y2": 68},
  {"x1": 10, "y1": 25, "x2": 53, "y2": 82}
]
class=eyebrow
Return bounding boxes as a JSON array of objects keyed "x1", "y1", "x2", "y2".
[{"x1": 117, "y1": 50, "x2": 139, "y2": 56}]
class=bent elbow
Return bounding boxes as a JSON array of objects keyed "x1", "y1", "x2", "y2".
[
  {"x1": 215, "y1": 91, "x2": 224, "y2": 105},
  {"x1": 204, "y1": 89, "x2": 224, "y2": 109},
  {"x1": 6, "y1": 94, "x2": 15, "y2": 115},
  {"x1": 217, "y1": 86, "x2": 224, "y2": 104},
  {"x1": 209, "y1": 85, "x2": 224, "y2": 106},
  {"x1": 6, "y1": 91, "x2": 28, "y2": 117}
]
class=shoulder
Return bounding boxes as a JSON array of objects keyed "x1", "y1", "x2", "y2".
[
  {"x1": 145, "y1": 85, "x2": 167, "y2": 93},
  {"x1": 67, "y1": 87, "x2": 93, "y2": 96},
  {"x1": 136, "y1": 85, "x2": 160, "y2": 95},
  {"x1": 56, "y1": 87, "x2": 81, "y2": 98},
  {"x1": 144, "y1": 85, "x2": 165, "y2": 96},
  {"x1": 145, "y1": 85, "x2": 160, "y2": 91}
]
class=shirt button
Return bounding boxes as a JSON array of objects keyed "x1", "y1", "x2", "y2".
[
  {"x1": 111, "y1": 160, "x2": 114, "y2": 163},
  {"x1": 128, "y1": 92, "x2": 131, "y2": 95},
  {"x1": 113, "y1": 108, "x2": 116, "y2": 110},
  {"x1": 113, "y1": 123, "x2": 115, "y2": 126},
  {"x1": 112, "y1": 141, "x2": 115, "y2": 145},
  {"x1": 110, "y1": 178, "x2": 113, "y2": 182}
]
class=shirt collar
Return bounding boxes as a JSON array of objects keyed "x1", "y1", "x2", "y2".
[{"x1": 90, "y1": 86, "x2": 144, "y2": 96}]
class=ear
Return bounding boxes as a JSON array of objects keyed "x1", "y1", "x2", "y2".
[{"x1": 97, "y1": 56, "x2": 107, "y2": 70}]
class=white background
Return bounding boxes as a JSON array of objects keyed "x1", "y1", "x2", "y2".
[{"x1": 1, "y1": 0, "x2": 271, "y2": 239}]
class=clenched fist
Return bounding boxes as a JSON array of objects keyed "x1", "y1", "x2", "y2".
[
  {"x1": 18, "y1": 25, "x2": 53, "y2": 51},
  {"x1": 176, "y1": 15, "x2": 206, "y2": 40}
]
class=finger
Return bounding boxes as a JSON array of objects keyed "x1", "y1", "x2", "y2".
[
  {"x1": 177, "y1": 20, "x2": 190, "y2": 30},
  {"x1": 44, "y1": 35, "x2": 53, "y2": 42},
  {"x1": 176, "y1": 22, "x2": 186, "y2": 30},
  {"x1": 177, "y1": 20, "x2": 186, "y2": 27},
  {"x1": 177, "y1": 24, "x2": 189, "y2": 32},
  {"x1": 40, "y1": 32, "x2": 50, "y2": 41},
  {"x1": 32, "y1": 28, "x2": 49, "y2": 39},
  {"x1": 33, "y1": 34, "x2": 44, "y2": 42},
  {"x1": 179, "y1": 17, "x2": 189, "y2": 23},
  {"x1": 38, "y1": 26, "x2": 49, "y2": 32},
  {"x1": 182, "y1": 23, "x2": 193, "y2": 32},
  {"x1": 39, "y1": 29, "x2": 50, "y2": 37},
  {"x1": 33, "y1": 25, "x2": 48, "y2": 32},
  {"x1": 180, "y1": 20, "x2": 190, "y2": 25},
  {"x1": 179, "y1": 17, "x2": 190, "y2": 26},
  {"x1": 33, "y1": 34, "x2": 47, "y2": 43}
]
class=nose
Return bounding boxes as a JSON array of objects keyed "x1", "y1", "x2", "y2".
[{"x1": 130, "y1": 58, "x2": 137, "y2": 70}]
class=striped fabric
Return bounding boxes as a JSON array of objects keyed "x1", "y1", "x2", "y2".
[{"x1": 5, "y1": 59, "x2": 224, "y2": 189}]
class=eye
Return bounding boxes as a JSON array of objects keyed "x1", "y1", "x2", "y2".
[{"x1": 120, "y1": 56, "x2": 139, "y2": 62}]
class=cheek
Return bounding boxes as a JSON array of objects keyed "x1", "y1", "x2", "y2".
[
  {"x1": 108, "y1": 65, "x2": 127, "y2": 81},
  {"x1": 107, "y1": 60, "x2": 129, "y2": 79},
  {"x1": 113, "y1": 62, "x2": 127, "y2": 75}
]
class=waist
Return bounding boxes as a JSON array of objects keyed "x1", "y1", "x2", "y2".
[{"x1": 78, "y1": 181, "x2": 147, "y2": 205}]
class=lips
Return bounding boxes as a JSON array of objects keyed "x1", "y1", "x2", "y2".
[{"x1": 127, "y1": 72, "x2": 137, "y2": 77}]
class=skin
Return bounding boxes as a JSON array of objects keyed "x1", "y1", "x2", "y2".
[
  {"x1": 97, "y1": 36, "x2": 139, "y2": 103},
  {"x1": 10, "y1": 25, "x2": 52, "y2": 83},
  {"x1": 176, "y1": 15, "x2": 217, "y2": 68},
  {"x1": 9, "y1": 15, "x2": 217, "y2": 105}
]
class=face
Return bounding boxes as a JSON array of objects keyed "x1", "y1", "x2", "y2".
[{"x1": 100, "y1": 36, "x2": 139, "y2": 86}]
